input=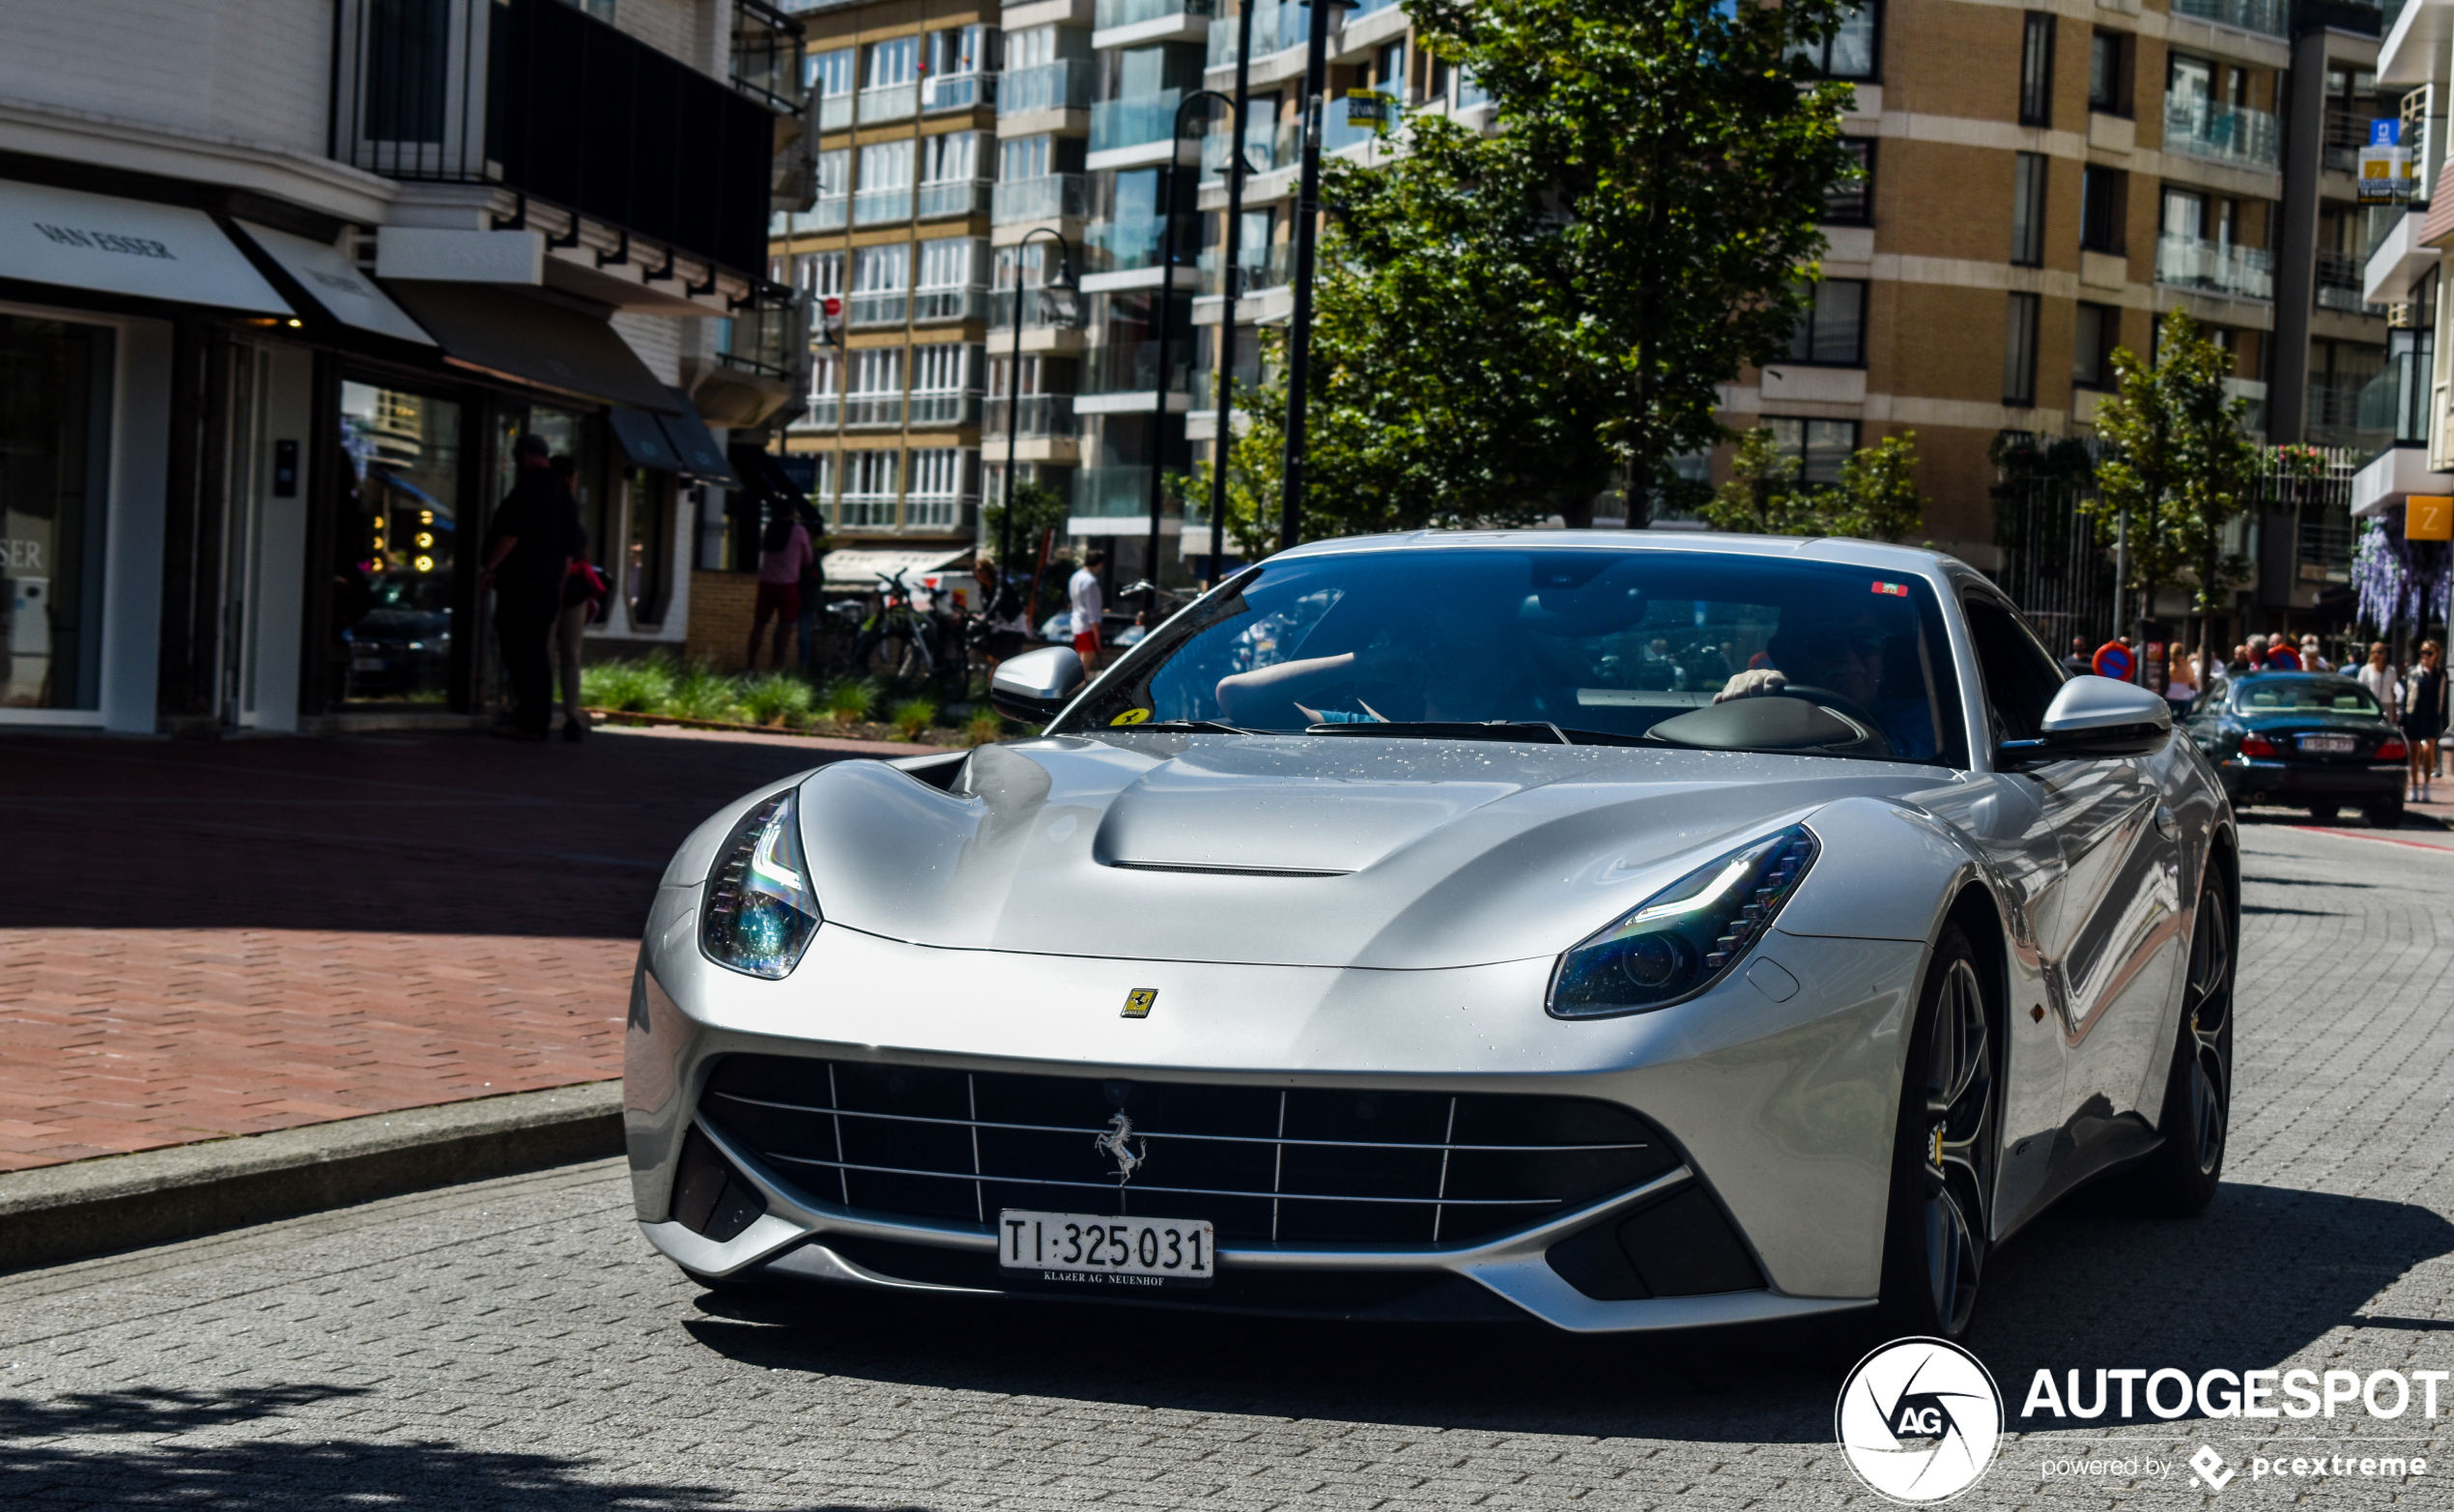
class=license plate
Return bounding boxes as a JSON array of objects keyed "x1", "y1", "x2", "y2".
[
  {"x1": 2297, "y1": 733, "x2": 2354, "y2": 754},
  {"x1": 997, "y1": 1209, "x2": 1214, "y2": 1288}
]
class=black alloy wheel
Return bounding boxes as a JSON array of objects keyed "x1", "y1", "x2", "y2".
[
  {"x1": 2123, "y1": 881, "x2": 2234, "y2": 1214},
  {"x1": 1880, "y1": 927, "x2": 1998, "y2": 1340}
]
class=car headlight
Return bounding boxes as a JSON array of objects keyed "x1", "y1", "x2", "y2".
[
  {"x1": 700, "y1": 789, "x2": 821, "y2": 979},
  {"x1": 1548, "y1": 825, "x2": 1819, "y2": 1018}
]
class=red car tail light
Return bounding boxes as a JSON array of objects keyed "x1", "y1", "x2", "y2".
[
  {"x1": 2379, "y1": 737, "x2": 2410, "y2": 761},
  {"x1": 2239, "y1": 733, "x2": 2278, "y2": 757}
]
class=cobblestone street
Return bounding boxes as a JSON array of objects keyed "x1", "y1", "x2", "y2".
[{"x1": 2, "y1": 819, "x2": 2449, "y2": 1509}]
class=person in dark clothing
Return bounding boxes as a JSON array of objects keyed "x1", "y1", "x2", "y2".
[
  {"x1": 2063, "y1": 635, "x2": 2093, "y2": 676},
  {"x1": 482, "y1": 433, "x2": 581, "y2": 739}
]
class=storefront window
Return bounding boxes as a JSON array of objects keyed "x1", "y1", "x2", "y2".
[
  {"x1": 337, "y1": 381, "x2": 462, "y2": 702},
  {"x1": 527, "y1": 407, "x2": 611, "y2": 575},
  {"x1": 0, "y1": 315, "x2": 111, "y2": 711},
  {"x1": 626, "y1": 468, "x2": 673, "y2": 626}
]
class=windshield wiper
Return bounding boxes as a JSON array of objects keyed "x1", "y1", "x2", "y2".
[{"x1": 1304, "y1": 721, "x2": 1576, "y2": 745}]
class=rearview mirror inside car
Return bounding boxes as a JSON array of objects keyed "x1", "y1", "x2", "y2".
[
  {"x1": 1999, "y1": 674, "x2": 2173, "y2": 767},
  {"x1": 989, "y1": 644, "x2": 1085, "y2": 725}
]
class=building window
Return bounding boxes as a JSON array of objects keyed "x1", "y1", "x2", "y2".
[
  {"x1": 793, "y1": 249, "x2": 844, "y2": 299},
  {"x1": 1763, "y1": 417, "x2": 1860, "y2": 485},
  {"x1": 808, "y1": 46, "x2": 856, "y2": 96},
  {"x1": 2011, "y1": 152, "x2": 2047, "y2": 266},
  {"x1": 905, "y1": 447, "x2": 975, "y2": 529},
  {"x1": 927, "y1": 24, "x2": 997, "y2": 78},
  {"x1": 1826, "y1": 139, "x2": 1875, "y2": 224},
  {"x1": 850, "y1": 243, "x2": 910, "y2": 326},
  {"x1": 855, "y1": 139, "x2": 914, "y2": 223},
  {"x1": 2003, "y1": 291, "x2": 2040, "y2": 406},
  {"x1": 911, "y1": 343, "x2": 982, "y2": 426},
  {"x1": 2080, "y1": 166, "x2": 2126, "y2": 253},
  {"x1": 2088, "y1": 30, "x2": 2128, "y2": 116},
  {"x1": 1376, "y1": 41, "x2": 1409, "y2": 103},
  {"x1": 2019, "y1": 14, "x2": 2055, "y2": 128},
  {"x1": 923, "y1": 131, "x2": 982, "y2": 184},
  {"x1": 0, "y1": 314, "x2": 110, "y2": 712},
  {"x1": 1786, "y1": 279, "x2": 1867, "y2": 366},
  {"x1": 866, "y1": 37, "x2": 918, "y2": 90},
  {"x1": 919, "y1": 237, "x2": 987, "y2": 290},
  {"x1": 841, "y1": 449, "x2": 900, "y2": 529},
  {"x1": 1788, "y1": 3, "x2": 1879, "y2": 81},
  {"x1": 2073, "y1": 301, "x2": 2118, "y2": 388}
]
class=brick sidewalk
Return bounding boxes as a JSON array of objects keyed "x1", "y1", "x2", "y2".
[{"x1": 0, "y1": 727, "x2": 888, "y2": 1173}]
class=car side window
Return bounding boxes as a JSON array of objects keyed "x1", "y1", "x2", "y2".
[{"x1": 1962, "y1": 596, "x2": 2066, "y2": 745}]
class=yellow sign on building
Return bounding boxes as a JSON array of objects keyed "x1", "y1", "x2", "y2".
[{"x1": 2410, "y1": 496, "x2": 2454, "y2": 541}]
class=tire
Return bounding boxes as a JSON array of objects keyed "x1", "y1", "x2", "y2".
[
  {"x1": 2120, "y1": 880, "x2": 2234, "y2": 1216},
  {"x1": 1877, "y1": 925, "x2": 1999, "y2": 1341},
  {"x1": 2309, "y1": 804, "x2": 2339, "y2": 824}
]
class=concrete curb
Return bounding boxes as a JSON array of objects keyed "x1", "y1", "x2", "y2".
[{"x1": 0, "y1": 1081, "x2": 624, "y2": 1273}]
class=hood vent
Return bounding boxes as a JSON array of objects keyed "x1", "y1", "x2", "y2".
[{"x1": 1107, "y1": 860, "x2": 1353, "y2": 878}]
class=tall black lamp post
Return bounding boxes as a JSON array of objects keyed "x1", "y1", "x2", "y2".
[
  {"x1": 1143, "y1": 86, "x2": 1238, "y2": 613},
  {"x1": 998, "y1": 227, "x2": 1080, "y2": 581},
  {"x1": 1206, "y1": 0, "x2": 1260, "y2": 585},
  {"x1": 1277, "y1": 0, "x2": 1354, "y2": 556}
]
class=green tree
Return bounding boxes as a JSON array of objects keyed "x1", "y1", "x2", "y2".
[
  {"x1": 1699, "y1": 426, "x2": 1927, "y2": 541},
  {"x1": 981, "y1": 479, "x2": 1069, "y2": 570},
  {"x1": 1177, "y1": 377, "x2": 1290, "y2": 561},
  {"x1": 1304, "y1": 0, "x2": 1861, "y2": 525},
  {"x1": 2088, "y1": 309, "x2": 2262, "y2": 678}
]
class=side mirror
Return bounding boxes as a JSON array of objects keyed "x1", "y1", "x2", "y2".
[
  {"x1": 1999, "y1": 674, "x2": 2172, "y2": 767},
  {"x1": 988, "y1": 644, "x2": 1084, "y2": 725}
]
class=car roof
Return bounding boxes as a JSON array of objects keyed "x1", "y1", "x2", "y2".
[{"x1": 1272, "y1": 528, "x2": 1972, "y2": 580}]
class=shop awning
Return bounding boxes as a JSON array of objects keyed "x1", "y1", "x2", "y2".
[
  {"x1": 0, "y1": 179, "x2": 290, "y2": 314},
  {"x1": 235, "y1": 221, "x2": 432, "y2": 344},
  {"x1": 606, "y1": 407, "x2": 682, "y2": 470},
  {"x1": 822, "y1": 546, "x2": 973, "y2": 591},
  {"x1": 384, "y1": 283, "x2": 682, "y2": 413},
  {"x1": 657, "y1": 394, "x2": 740, "y2": 485}
]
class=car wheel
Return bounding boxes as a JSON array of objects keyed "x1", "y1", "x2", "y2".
[
  {"x1": 2309, "y1": 804, "x2": 2339, "y2": 824},
  {"x1": 2367, "y1": 802, "x2": 2404, "y2": 829},
  {"x1": 2121, "y1": 882, "x2": 2233, "y2": 1216},
  {"x1": 1878, "y1": 926, "x2": 1997, "y2": 1341}
]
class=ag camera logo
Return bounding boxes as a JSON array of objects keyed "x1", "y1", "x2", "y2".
[{"x1": 1837, "y1": 1337, "x2": 2004, "y2": 1501}]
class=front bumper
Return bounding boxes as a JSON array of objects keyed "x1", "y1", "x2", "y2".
[
  {"x1": 624, "y1": 883, "x2": 1924, "y2": 1333},
  {"x1": 2218, "y1": 759, "x2": 2404, "y2": 806}
]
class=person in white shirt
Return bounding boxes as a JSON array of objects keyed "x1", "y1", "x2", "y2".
[
  {"x1": 1069, "y1": 548, "x2": 1107, "y2": 671},
  {"x1": 2356, "y1": 642, "x2": 2402, "y2": 726}
]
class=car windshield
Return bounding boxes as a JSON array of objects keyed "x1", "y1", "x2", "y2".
[
  {"x1": 1062, "y1": 547, "x2": 1964, "y2": 764},
  {"x1": 2233, "y1": 675, "x2": 2381, "y2": 716}
]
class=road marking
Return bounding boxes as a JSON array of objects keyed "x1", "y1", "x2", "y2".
[{"x1": 2289, "y1": 826, "x2": 2454, "y2": 853}]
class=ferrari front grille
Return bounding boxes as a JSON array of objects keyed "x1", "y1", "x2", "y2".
[{"x1": 698, "y1": 1055, "x2": 1679, "y2": 1245}]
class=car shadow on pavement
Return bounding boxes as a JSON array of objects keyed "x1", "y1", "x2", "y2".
[
  {"x1": 0, "y1": 1383, "x2": 915, "y2": 1511},
  {"x1": 674, "y1": 1182, "x2": 2454, "y2": 1444}
]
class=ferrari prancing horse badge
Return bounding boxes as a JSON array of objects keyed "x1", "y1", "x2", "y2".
[{"x1": 1121, "y1": 988, "x2": 1157, "y2": 1018}]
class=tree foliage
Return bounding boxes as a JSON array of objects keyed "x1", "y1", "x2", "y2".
[
  {"x1": 1179, "y1": 377, "x2": 1291, "y2": 562},
  {"x1": 981, "y1": 479, "x2": 1070, "y2": 569},
  {"x1": 1699, "y1": 426, "x2": 1927, "y2": 541},
  {"x1": 1301, "y1": 0, "x2": 1862, "y2": 527}
]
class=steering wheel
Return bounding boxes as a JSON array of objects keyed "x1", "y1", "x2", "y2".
[{"x1": 1769, "y1": 684, "x2": 1895, "y2": 757}]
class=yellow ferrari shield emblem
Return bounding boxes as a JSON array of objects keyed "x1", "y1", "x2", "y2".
[{"x1": 1122, "y1": 987, "x2": 1157, "y2": 1018}]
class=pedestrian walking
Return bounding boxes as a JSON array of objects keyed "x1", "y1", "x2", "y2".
[
  {"x1": 747, "y1": 508, "x2": 813, "y2": 671},
  {"x1": 976, "y1": 558, "x2": 1029, "y2": 669},
  {"x1": 2163, "y1": 652, "x2": 2199, "y2": 714},
  {"x1": 2406, "y1": 640, "x2": 2446, "y2": 804},
  {"x1": 793, "y1": 505, "x2": 827, "y2": 672},
  {"x1": 547, "y1": 455, "x2": 607, "y2": 742},
  {"x1": 480, "y1": 434, "x2": 580, "y2": 740},
  {"x1": 1069, "y1": 548, "x2": 1106, "y2": 672},
  {"x1": 2226, "y1": 642, "x2": 2252, "y2": 678},
  {"x1": 2356, "y1": 641, "x2": 2402, "y2": 725},
  {"x1": 2299, "y1": 635, "x2": 2330, "y2": 672}
]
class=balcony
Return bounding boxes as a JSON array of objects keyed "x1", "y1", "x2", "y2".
[
  {"x1": 984, "y1": 393, "x2": 1079, "y2": 439},
  {"x1": 994, "y1": 174, "x2": 1089, "y2": 225},
  {"x1": 811, "y1": 193, "x2": 849, "y2": 230},
  {"x1": 912, "y1": 286, "x2": 990, "y2": 324},
  {"x1": 1072, "y1": 465, "x2": 1176, "y2": 518},
  {"x1": 2169, "y1": 0, "x2": 2285, "y2": 36},
  {"x1": 843, "y1": 394, "x2": 906, "y2": 428},
  {"x1": 817, "y1": 93, "x2": 853, "y2": 131},
  {"x1": 1202, "y1": 115, "x2": 1301, "y2": 177},
  {"x1": 718, "y1": 291, "x2": 809, "y2": 383},
  {"x1": 859, "y1": 83, "x2": 918, "y2": 123},
  {"x1": 1000, "y1": 60, "x2": 1093, "y2": 115},
  {"x1": 989, "y1": 287, "x2": 1091, "y2": 330},
  {"x1": 918, "y1": 179, "x2": 994, "y2": 219},
  {"x1": 848, "y1": 292, "x2": 909, "y2": 327},
  {"x1": 2155, "y1": 234, "x2": 2273, "y2": 300},
  {"x1": 1208, "y1": 0, "x2": 1311, "y2": 67},
  {"x1": 2316, "y1": 251, "x2": 2381, "y2": 315},
  {"x1": 1091, "y1": 90, "x2": 1188, "y2": 154},
  {"x1": 1097, "y1": 0, "x2": 1215, "y2": 30},
  {"x1": 854, "y1": 185, "x2": 915, "y2": 224},
  {"x1": 2323, "y1": 109, "x2": 2373, "y2": 175},
  {"x1": 1087, "y1": 338, "x2": 1196, "y2": 397},
  {"x1": 332, "y1": 0, "x2": 772, "y2": 276},
  {"x1": 730, "y1": 0, "x2": 808, "y2": 116},
  {"x1": 903, "y1": 493, "x2": 973, "y2": 531},
  {"x1": 924, "y1": 73, "x2": 996, "y2": 112},
  {"x1": 1196, "y1": 241, "x2": 1293, "y2": 296},
  {"x1": 909, "y1": 391, "x2": 985, "y2": 427},
  {"x1": 839, "y1": 494, "x2": 898, "y2": 528},
  {"x1": 2163, "y1": 92, "x2": 2280, "y2": 171}
]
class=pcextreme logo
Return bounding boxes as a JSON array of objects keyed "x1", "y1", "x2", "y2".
[{"x1": 1836, "y1": 1337, "x2": 2006, "y2": 1502}]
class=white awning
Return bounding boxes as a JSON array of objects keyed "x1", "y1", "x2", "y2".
[
  {"x1": 821, "y1": 546, "x2": 973, "y2": 590},
  {"x1": 0, "y1": 179, "x2": 290, "y2": 314},
  {"x1": 236, "y1": 221, "x2": 433, "y2": 344}
]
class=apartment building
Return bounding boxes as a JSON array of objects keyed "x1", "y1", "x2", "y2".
[
  {"x1": 0, "y1": 0, "x2": 808, "y2": 733},
  {"x1": 776, "y1": 0, "x2": 1002, "y2": 586}
]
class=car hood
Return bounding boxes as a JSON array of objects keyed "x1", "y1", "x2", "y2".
[{"x1": 793, "y1": 734, "x2": 1952, "y2": 969}]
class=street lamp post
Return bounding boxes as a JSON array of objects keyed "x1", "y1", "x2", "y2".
[
  {"x1": 1206, "y1": 0, "x2": 1260, "y2": 586},
  {"x1": 1143, "y1": 87, "x2": 1237, "y2": 614},
  {"x1": 1276, "y1": 0, "x2": 1343, "y2": 556},
  {"x1": 999, "y1": 227, "x2": 1079, "y2": 586}
]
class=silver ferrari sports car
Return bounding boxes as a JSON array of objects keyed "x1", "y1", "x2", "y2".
[{"x1": 625, "y1": 531, "x2": 2236, "y2": 1340}]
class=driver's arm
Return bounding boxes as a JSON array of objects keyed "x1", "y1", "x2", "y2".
[{"x1": 1215, "y1": 652, "x2": 1366, "y2": 725}]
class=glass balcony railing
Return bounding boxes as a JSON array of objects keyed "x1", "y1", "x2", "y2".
[
  {"x1": 811, "y1": 194, "x2": 849, "y2": 230},
  {"x1": 847, "y1": 291, "x2": 909, "y2": 327},
  {"x1": 843, "y1": 395, "x2": 906, "y2": 428},
  {"x1": 1322, "y1": 103, "x2": 1382, "y2": 156},
  {"x1": 984, "y1": 393, "x2": 1078, "y2": 439},
  {"x1": 2169, "y1": 0, "x2": 2286, "y2": 35},
  {"x1": 992, "y1": 174, "x2": 1088, "y2": 224},
  {"x1": 859, "y1": 82, "x2": 918, "y2": 123},
  {"x1": 1096, "y1": 0, "x2": 1215, "y2": 31},
  {"x1": 2316, "y1": 250, "x2": 2380, "y2": 314},
  {"x1": 1072, "y1": 466, "x2": 1180, "y2": 517},
  {"x1": 2323, "y1": 108, "x2": 2374, "y2": 175},
  {"x1": 908, "y1": 391, "x2": 984, "y2": 427},
  {"x1": 805, "y1": 395, "x2": 842, "y2": 429},
  {"x1": 817, "y1": 93, "x2": 853, "y2": 131},
  {"x1": 1086, "y1": 338, "x2": 1196, "y2": 397},
  {"x1": 917, "y1": 179, "x2": 993, "y2": 219},
  {"x1": 903, "y1": 494, "x2": 972, "y2": 531},
  {"x1": 999, "y1": 60, "x2": 1093, "y2": 115},
  {"x1": 988, "y1": 287, "x2": 1090, "y2": 330},
  {"x1": 853, "y1": 186, "x2": 915, "y2": 224},
  {"x1": 911, "y1": 286, "x2": 990, "y2": 324},
  {"x1": 1091, "y1": 90, "x2": 1187, "y2": 154},
  {"x1": 838, "y1": 495, "x2": 897, "y2": 529},
  {"x1": 2154, "y1": 233, "x2": 2274, "y2": 300},
  {"x1": 1195, "y1": 241, "x2": 1293, "y2": 297},
  {"x1": 923, "y1": 73, "x2": 995, "y2": 112},
  {"x1": 1208, "y1": 0, "x2": 1311, "y2": 68},
  {"x1": 1201, "y1": 116, "x2": 1300, "y2": 177},
  {"x1": 2163, "y1": 92, "x2": 2280, "y2": 170}
]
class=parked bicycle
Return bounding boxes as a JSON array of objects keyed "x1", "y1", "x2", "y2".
[{"x1": 847, "y1": 568, "x2": 941, "y2": 682}]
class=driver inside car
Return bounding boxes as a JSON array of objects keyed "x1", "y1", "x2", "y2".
[{"x1": 1715, "y1": 603, "x2": 1939, "y2": 759}]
